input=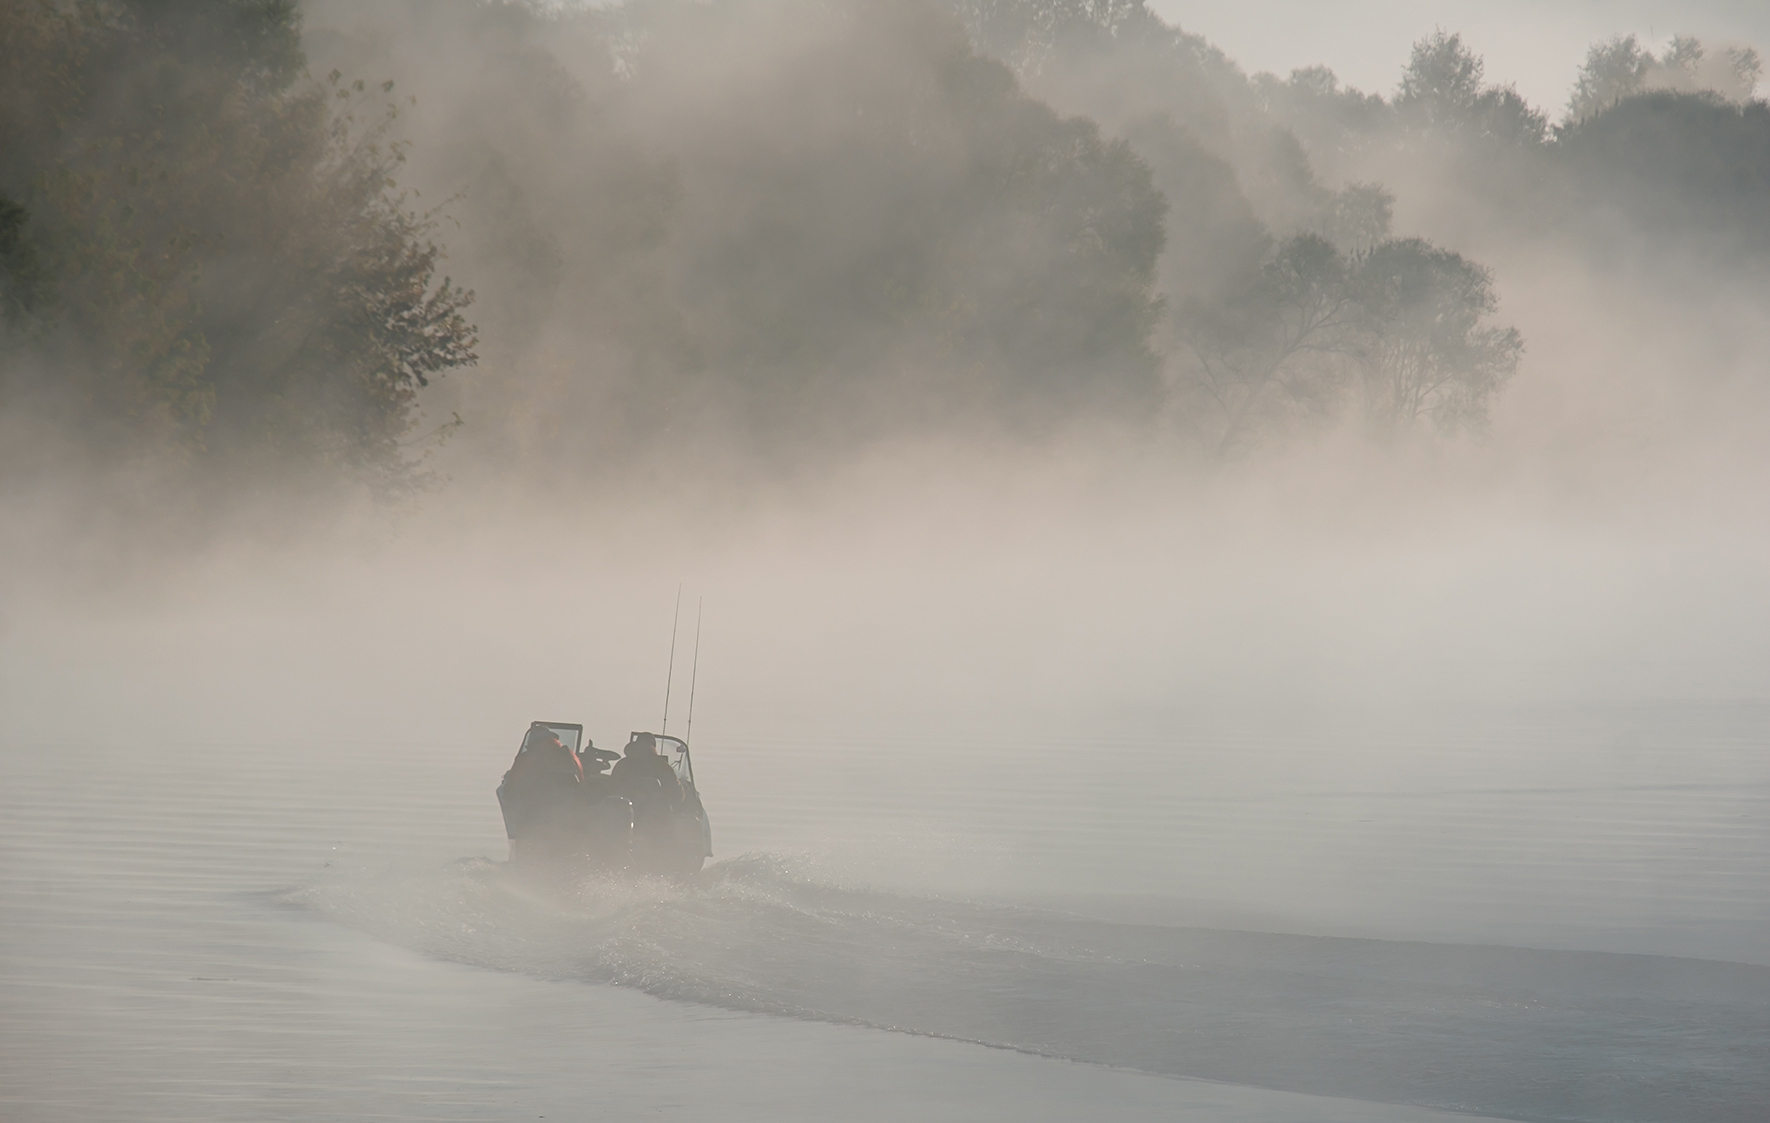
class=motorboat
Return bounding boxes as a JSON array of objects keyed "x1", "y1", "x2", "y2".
[{"x1": 497, "y1": 720, "x2": 713, "y2": 877}]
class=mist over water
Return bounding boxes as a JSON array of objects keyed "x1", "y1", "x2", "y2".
[
  {"x1": 8, "y1": 450, "x2": 1768, "y2": 1118},
  {"x1": 5, "y1": 1, "x2": 1770, "y2": 1120}
]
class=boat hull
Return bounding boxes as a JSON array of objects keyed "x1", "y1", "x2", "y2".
[{"x1": 498, "y1": 777, "x2": 708, "y2": 877}]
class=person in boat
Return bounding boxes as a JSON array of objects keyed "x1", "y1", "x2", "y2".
[
  {"x1": 510, "y1": 724, "x2": 582, "y2": 787},
  {"x1": 503, "y1": 724, "x2": 584, "y2": 853},
  {"x1": 611, "y1": 732, "x2": 682, "y2": 810},
  {"x1": 612, "y1": 733, "x2": 686, "y2": 870}
]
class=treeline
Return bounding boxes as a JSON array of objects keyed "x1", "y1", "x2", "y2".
[
  {"x1": 4, "y1": 0, "x2": 1768, "y2": 498},
  {"x1": 951, "y1": 2, "x2": 1770, "y2": 449},
  {"x1": 1204, "y1": 26, "x2": 1770, "y2": 270}
]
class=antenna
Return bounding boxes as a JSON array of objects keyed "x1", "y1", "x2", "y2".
[
  {"x1": 661, "y1": 584, "x2": 681, "y2": 734},
  {"x1": 684, "y1": 598, "x2": 703, "y2": 746}
]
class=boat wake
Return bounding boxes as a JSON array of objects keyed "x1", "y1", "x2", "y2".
[{"x1": 291, "y1": 852, "x2": 1770, "y2": 1123}]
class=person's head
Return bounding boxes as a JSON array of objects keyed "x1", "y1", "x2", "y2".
[
  {"x1": 525, "y1": 725, "x2": 563, "y2": 753},
  {"x1": 626, "y1": 731, "x2": 657, "y2": 756}
]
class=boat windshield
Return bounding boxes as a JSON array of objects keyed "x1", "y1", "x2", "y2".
[
  {"x1": 528, "y1": 723, "x2": 583, "y2": 754},
  {"x1": 655, "y1": 735, "x2": 693, "y2": 784}
]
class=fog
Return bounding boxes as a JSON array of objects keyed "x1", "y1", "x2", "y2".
[{"x1": 4, "y1": 2, "x2": 1770, "y2": 1121}]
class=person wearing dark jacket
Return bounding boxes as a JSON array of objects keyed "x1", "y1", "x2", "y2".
[
  {"x1": 610, "y1": 732, "x2": 681, "y2": 809},
  {"x1": 504, "y1": 725, "x2": 583, "y2": 857},
  {"x1": 510, "y1": 725, "x2": 582, "y2": 786},
  {"x1": 611, "y1": 732, "x2": 687, "y2": 872}
]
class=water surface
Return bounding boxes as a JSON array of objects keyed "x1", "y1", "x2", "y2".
[{"x1": 3, "y1": 701, "x2": 1766, "y2": 1121}]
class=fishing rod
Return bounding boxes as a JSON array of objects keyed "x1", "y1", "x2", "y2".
[
  {"x1": 661, "y1": 584, "x2": 681, "y2": 734},
  {"x1": 684, "y1": 598, "x2": 703, "y2": 747}
]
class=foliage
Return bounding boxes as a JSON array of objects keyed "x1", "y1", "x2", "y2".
[
  {"x1": 1117, "y1": 112, "x2": 1268, "y2": 304},
  {"x1": 13, "y1": 0, "x2": 1617, "y2": 495},
  {"x1": 0, "y1": 0, "x2": 476, "y2": 490},
  {"x1": 945, "y1": 0, "x2": 1339, "y2": 294},
  {"x1": 1395, "y1": 32, "x2": 1546, "y2": 146},
  {"x1": 1352, "y1": 238, "x2": 1520, "y2": 432},
  {"x1": 1251, "y1": 66, "x2": 1389, "y2": 178},
  {"x1": 346, "y1": 0, "x2": 1172, "y2": 459},
  {"x1": 940, "y1": 5, "x2": 1526, "y2": 451},
  {"x1": 1555, "y1": 92, "x2": 1770, "y2": 261},
  {"x1": 1179, "y1": 234, "x2": 1520, "y2": 452},
  {"x1": 632, "y1": 0, "x2": 1171, "y2": 427},
  {"x1": 1566, "y1": 36, "x2": 1656, "y2": 122},
  {"x1": 1568, "y1": 34, "x2": 1762, "y2": 123},
  {"x1": 1316, "y1": 182, "x2": 1394, "y2": 254},
  {"x1": 949, "y1": 0, "x2": 1181, "y2": 80},
  {"x1": 1178, "y1": 234, "x2": 1357, "y2": 454},
  {"x1": 0, "y1": 194, "x2": 49, "y2": 326}
]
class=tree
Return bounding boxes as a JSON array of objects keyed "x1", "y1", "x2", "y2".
[
  {"x1": 1397, "y1": 31, "x2": 1546, "y2": 146},
  {"x1": 1178, "y1": 234, "x2": 1359, "y2": 455},
  {"x1": 1658, "y1": 36, "x2": 1762, "y2": 102},
  {"x1": 0, "y1": 0, "x2": 476, "y2": 491},
  {"x1": 1176, "y1": 232, "x2": 1521, "y2": 450},
  {"x1": 948, "y1": 0, "x2": 1164, "y2": 77},
  {"x1": 1567, "y1": 34, "x2": 1764, "y2": 123},
  {"x1": 612, "y1": 0, "x2": 1171, "y2": 432},
  {"x1": 1567, "y1": 35, "x2": 1655, "y2": 121},
  {"x1": 1553, "y1": 91, "x2": 1770, "y2": 261},
  {"x1": 1118, "y1": 112, "x2": 1269, "y2": 304},
  {"x1": 191, "y1": 73, "x2": 478, "y2": 483},
  {"x1": 1350, "y1": 238, "x2": 1520, "y2": 432},
  {"x1": 1252, "y1": 66, "x2": 1392, "y2": 181},
  {"x1": 1317, "y1": 182, "x2": 1394, "y2": 254},
  {"x1": 0, "y1": 194, "x2": 48, "y2": 327},
  {"x1": 1396, "y1": 30, "x2": 1485, "y2": 127}
]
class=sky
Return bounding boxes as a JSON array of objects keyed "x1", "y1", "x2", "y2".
[{"x1": 1149, "y1": 0, "x2": 1770, "y2": 115}]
